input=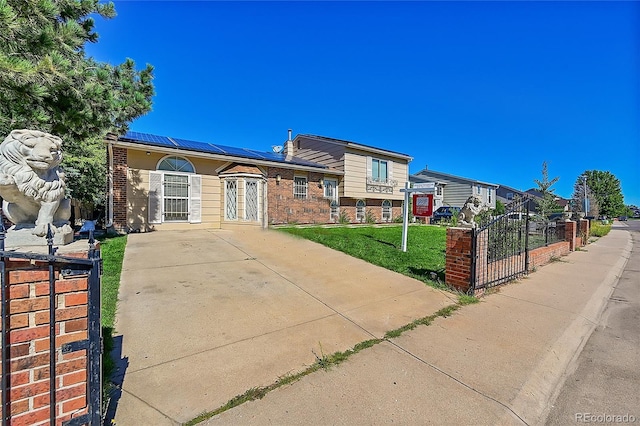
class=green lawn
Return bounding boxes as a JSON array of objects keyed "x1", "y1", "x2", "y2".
[
  {"x1": 277, "y1": 225, "x2": 447, "y2": 288},
  {"x1": 100, "y1": 235, "x2": 127, "y2": 329},
  {"x1": 98, "y1": 235, "x2": 127, "y2": 393}
]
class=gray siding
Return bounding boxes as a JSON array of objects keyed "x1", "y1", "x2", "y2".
[{"x1": 294, "y1": 136, "x2": 345, "y2": 171}]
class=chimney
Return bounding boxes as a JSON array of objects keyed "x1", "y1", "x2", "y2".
[{"x1": 285, "y1": 128, "x2": 295, "y2": 158}]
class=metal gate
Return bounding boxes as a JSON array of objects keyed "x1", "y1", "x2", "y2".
[
  {"x1": 1, "y1": 225, "x2": 102, "y2": 425},
  {"x1": 471, "y1": 199, "x2": 531, "y2": 293}
]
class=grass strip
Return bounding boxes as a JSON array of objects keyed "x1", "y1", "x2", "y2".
[
  {"x1": 98, "y1": 235, "x2": 127, "y2": 405},
  {"x1": 185, "y1": 295, "x2": 479, "y2": 425}
]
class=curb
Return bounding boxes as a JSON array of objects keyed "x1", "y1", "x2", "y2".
[{"x1": 505, "y1": 230, "x2": 634, "y2": 426}]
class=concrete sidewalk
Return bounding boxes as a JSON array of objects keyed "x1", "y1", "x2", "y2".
[
  {"x1": 204, "y1": 228, "x2": 632, "y2": 426},
  {"x1": 112, "y1": 228, "x2": 455, "y2": 425}
]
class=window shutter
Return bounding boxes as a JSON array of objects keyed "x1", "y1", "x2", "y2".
[
  {"x1": 190, "y1": 174, "x2": 202, "y2": 223},
  {"x1": 366, "y1": 156, "x2": 372, "y2": 178},
  {"x1": 388, "y1": 161, "x2": 393, "y2": 181},
  {"x1": 148, "y1": 171, "x2": 162, "y2": 224}
]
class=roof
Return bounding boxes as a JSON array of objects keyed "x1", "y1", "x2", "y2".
[
  {"x1": 411, "y1": 168, "x2": 499, "y2": 188},
  {"x1": 114, "y1": 131, "x2": 333, "y2": 171},
  {"x1": 297, "y1": 134, "x2": 413, "y2": 160}
]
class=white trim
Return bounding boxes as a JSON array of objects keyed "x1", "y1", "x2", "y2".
[{"x1": 293, "y1": 175, "x2": 308, "y2": 199}]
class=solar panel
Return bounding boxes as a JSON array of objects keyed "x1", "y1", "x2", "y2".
[
  {"x1": 170, "y1": 138, "x2": 226, "y2": 154},
  {"x1": 122, "y1": 131, "x2": 175, "y2": 147},
  {"x1": 121, "y1": 131, "x2": 328, "y2": 169}
]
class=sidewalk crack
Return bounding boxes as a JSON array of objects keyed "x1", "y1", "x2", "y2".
[{"x1": 387, "y1": 340, "x2": 530, "y2": 426}]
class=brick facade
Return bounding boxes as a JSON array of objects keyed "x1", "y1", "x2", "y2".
[
  {"x1": 111, "y1": 147, "x2": 128, "y2": 233},
  {"x1": 266, "y1": 167, "x2": 402, "y2": 225},
  {"x1": 0, "y1": 251, "x2": 94, "y2": 424},
  {"x1": 266, "y1": 167, "x2": 330, "y2": 224}
]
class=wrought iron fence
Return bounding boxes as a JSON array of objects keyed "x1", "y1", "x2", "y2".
[
  {"x1": 527, "y1": 220, "x2": 566, "y2": 250},
  {"x1": 471, "y1": 199, "x2": 530, "y2": 292}
]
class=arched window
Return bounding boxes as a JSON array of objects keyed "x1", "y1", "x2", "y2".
[
  {"x1": 330, "y1": 200, "x2": 340, "y2": 222},
  {"x1": 149, "y1": 156, "x2": 201, "y2": 224},
  {"x1": 157, "y1": 156, "x2": 195, "y2": 173},
  {"x1": 382, "y1": 200, "x2": 392, "y2": 222},
  {"x1": 356, "y1": 199, "x2": 366, "y2": 222}
]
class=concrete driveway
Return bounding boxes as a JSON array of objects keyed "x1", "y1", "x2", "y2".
[{"x1": 112, "y1": 228, "x2": 453, "y2": 425}]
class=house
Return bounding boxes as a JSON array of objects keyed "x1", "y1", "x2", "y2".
[
  {"x1": 525, "y1": 189, "x2": 571, "y2": 213},
  {"x1": 409, "y1": 168, "x2": 498, "y2": 210},
  {"x1": 105, "y1": 130, "x2": 412, "y2": 232},
  {"x1": 290, "y1": 134, "x2": 412, "y2": 223}
]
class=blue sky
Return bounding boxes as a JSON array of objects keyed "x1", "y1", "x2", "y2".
[{"x1": 87, "y1": 1, "x2": 639, "y2": 206}]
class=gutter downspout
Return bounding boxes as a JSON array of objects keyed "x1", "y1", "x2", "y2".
[{"x1": 106, "y1": 142, "x2": 114, "y2": 228}]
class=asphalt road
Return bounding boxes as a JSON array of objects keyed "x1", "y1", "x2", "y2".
[{"x1": 545, "y1": 220, "x2": 640, "y2": 425}]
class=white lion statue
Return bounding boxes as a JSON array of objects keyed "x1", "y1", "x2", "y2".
[
  {"x1": 0, "y1": 129, "x2": 71, "y2": 237},
  {"x1": 458, "y1": 195, "x2": 484, "y2": 227}
]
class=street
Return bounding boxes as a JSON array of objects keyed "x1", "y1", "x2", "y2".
[{"x1": 546, "y1": 220, "x2": 640, "y2": 424}]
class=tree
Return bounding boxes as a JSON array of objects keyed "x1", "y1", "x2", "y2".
[
  {"x1": 571, "y1": 176, "x2": 599, "y2": 218},
  {"x1": 580, "y1": 170, "x2": 625, "y2": 218},
  {"x1": 533, "y1": 161, "x2": 561, "y2": 219},
  {"x1": 0, "y1": 0, "x2": 154, "y2": 208}
]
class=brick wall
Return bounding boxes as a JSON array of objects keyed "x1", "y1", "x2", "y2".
[
  {"x1": 579, "y1": 219, "x2": 590, "y2": 246},
  {"x1": 266, "y1": 167, "x2": 401, "y2": 225},
  {"x1": 528, "y1": 241, "x2": 571, "y2": 271},
  {"x1": 565, "y1": 220, "x2": 577, "y2": 251},
  {"x1": 0, "y1": 253, "x2": 92, "y2": 424},
  {"x1": 266, "y1": 167, "x2": 332, "y2": 224},
  {"x1": 112, "y1": 147, "x2": 128, "y2": 233},
  {"x1": 445, "y1": 227, "x2": 474, "y2": 293}
]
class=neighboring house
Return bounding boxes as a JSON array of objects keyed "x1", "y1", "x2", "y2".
[
  {"x1": 495, "y1": 184, "x2": 541, "y2": 212},
  {"x1": 105, "y1": 130, "x2": 412, "y2": 233},
  {"x1": 409, "y1": 168, "x2": 498, "y2": 210},
  {"x1": 525, "y1": 189, "x2": 571, "y2": 213}
]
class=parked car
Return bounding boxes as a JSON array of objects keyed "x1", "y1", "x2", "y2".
[
  {"x1": 618, "y1": 216, "x2": 628, "y2": 221},
  {"x1": 431, "y1": 206, "x2": 461, "y2": 224}
]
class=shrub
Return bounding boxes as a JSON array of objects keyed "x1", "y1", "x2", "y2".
[
  {"x1": 590, "y1": 221, "x2": 611, "y2": 237},
  {"x1": 338, "y1": 209, "x2": 350, "y2": 224}
]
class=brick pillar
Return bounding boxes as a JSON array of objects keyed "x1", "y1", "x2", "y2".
[
  {"x1": 1, "y1": 251, "x2": 92, "y2": 424},
  {"x1": 445, "y1": 227, "x2": 474, "y2": 293},
  {"x1": 579, "y1": 219, "x2": 590, "y2": 246},
  {"x1": 112, "y1": 147, "x2": 128, "y2": 233},
  {"x1": 564, "y1": 220, "x2": 577, "y2": 251}
]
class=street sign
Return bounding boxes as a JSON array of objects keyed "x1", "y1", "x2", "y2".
[{"x1": 413, "y1": 193, "x2": 434, "y2": 217}]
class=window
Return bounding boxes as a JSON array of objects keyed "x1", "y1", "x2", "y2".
[
  {"x1": 371, "y1": 159, "x2": 388, "y2": 182},
  {"x1": 324, "y1": 179, "x2": 338, "y2": 200},
  {"x1": 163, "y1": 174, "x2": 189, "y2": 221},
  {"x1": 245, "y1": 179, "x2": 259, "y2": 221},
  {"x1": 488, "y1": 188, "x2": 492, "y2": 204},
  {"x1": 158, "y1": 156, "x2": 195, "y2": 173},
  {"x1": 436, "y1": 186, "x2": 443, "y2": 196},
  {"x1": 225, "y1": 179, "x2": 238, "y2": 220},
  {"x1": 294, "y1": 176, "x2": 307, "y2": 199},
  {"x1": 149, "y1": 156, "x2": 201, "y2": 224},
  {"x1": 382, "y1": 200, "x2": 392, "y2": 222},
  {"x1": 356, "y1": 200, "x2": 366, "y2": 222},
  {"x1": 330, "y1": 200, "x2": 340, "y2": 222},
  {"x1": 476, "y1": 186, "x2": 482, "y2": 195},
  {"x1": 507, "y1": 192, "x2": 514, "y2": 200}
]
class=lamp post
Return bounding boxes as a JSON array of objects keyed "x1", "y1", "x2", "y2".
[{"x1": 582, "y1": 174, "x2": 589, "y2": 216}]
